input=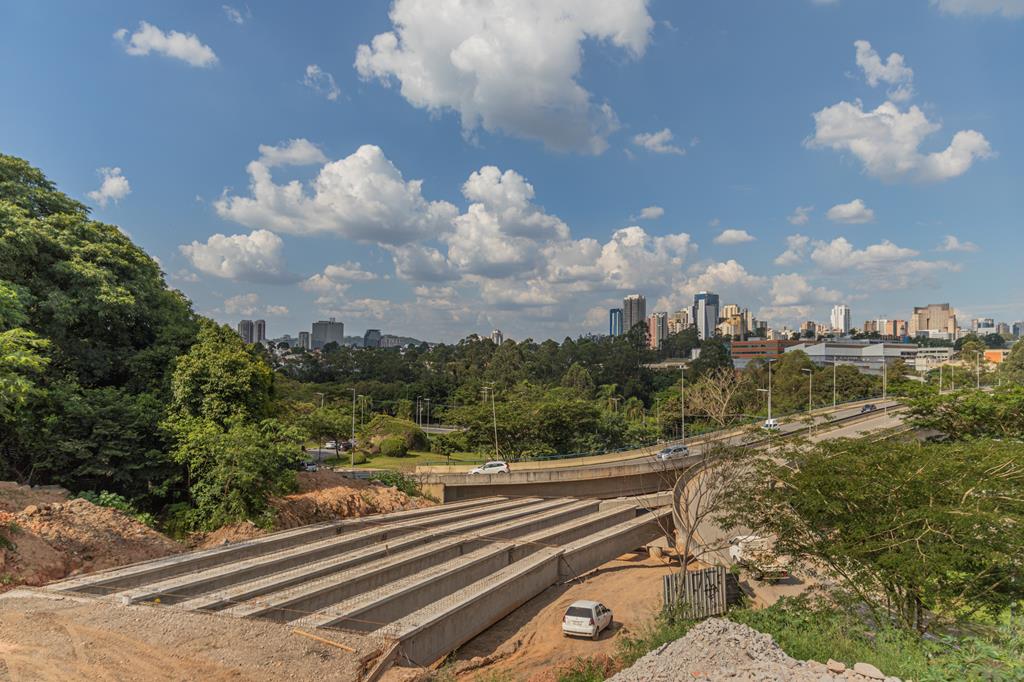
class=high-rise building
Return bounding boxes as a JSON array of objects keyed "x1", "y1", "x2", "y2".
[
  {"x1": 876, "y1": 319, "x2": 908, "y2": 337},
  {"x1": 609, "y1": 308, "x2": 624, "y2": 336},
  {"x1": 667, "y1": 308, "x2": 690, "y2": 335},
  {"x1": 647, "y1": 312, "x2": 668, "y2": 350},
  {"x1": 692, "y1": 291, "x2": 720, "y2": 340},
  {"x1": 298, "y1": 331, "x2": 311, "y2": 350},
  {"x1": 311, "y1": 318, "x2": 345, "y2": 349},
  {"x1": 909, "y1": 303, "x2": 957, "y2": 337},
  {"x1": 379, "y1": 334, "x2": 402, "y2": 348},
  {"x1": 800, "y1": 320, "x2": 817, "y2": 338},
  {"x1": 254, "y1": 319, "x2": 266, "y2": 343},
  {"x1": 972, "y1": 317, "x2": 995, "y2": 331},
  {"x1": 237, "y1": 319, "x2": 254, "y2": 344},
  {"x1": 363, "y1": 329, "x2": 382, "y2": 348},
  {"x1": 623, "y1": 294, "x2": 646, "y2": 333},
  {"x1": 491, "y1": 329, "x2": 504, "y2": 345},
  {"x1": 996, "y1": 322, "x2": 1010, "y2": 336},
  {"x1": 1013, "y1": 321, "x2": 1024, "y2": 338},
  {"x1": 720, "y1": 303, "x2": 741, "y2": 319},
  {"x1": 830, "y1": 304, "x2": 851, "y2": 335}
]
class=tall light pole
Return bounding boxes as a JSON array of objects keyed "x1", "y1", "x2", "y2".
[
  {"x1": 415, "y1": 396, "x2": 421, "y2": 426},
  {"x1": 802, "y1": 368, "x2": 814, "y2": 435},
  {"x1": 976, "y1": 351, "x2": 981, "y2": 389},
  {"x1": 349, "y1": 388, "x2": 356, "y2": 468},
  {"x1": 425, "y1": 398, "x2": 431, "y2": 426},
  {"x1": 482, "y1": 385, "x2": 499, "y2": 461},
  {"x1": 680, "y1": 365, "x2": 686, "y2": 445},
  {"x1": 832, "y1": 357, "x2": 837, "y2": 408},
  {"x1": 766, "y1": 359, "x2": 775, "y2": 422},
  {"x1": 882, "y1": 362, "x2": 888, "y2": 415}
]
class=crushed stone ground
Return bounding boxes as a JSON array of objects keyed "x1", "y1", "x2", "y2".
[{"x1": 608, "y1": 618, "x2": 899, "y2": 682}]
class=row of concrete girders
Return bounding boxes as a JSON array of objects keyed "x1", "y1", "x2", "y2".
[
  {"x1": 374, "y1": 508, "x2": 674, "y2": 667},
  {"x1": 48, "y1": 495, "x2": 508, "y2": 595}
]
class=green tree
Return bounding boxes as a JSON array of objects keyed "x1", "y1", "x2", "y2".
[
  {"x1": 721, "y1": 438, "x2": 1024, "y2": 632},
  {"x1": 169, "y1": 321, "x2": 274, "y2": 426},
  {"x1": 906, "y1": 386, "x2": 1024, "y2": 439},
  {"x1": 168, "y1": 417, "x2": 302, "y2": 530},
  {"x1": 561, "y1": 362, "x2": 595, "y2": 396},
  {"x1": 1000, "y1": 341, "x2": 1024, "y2": 384}
]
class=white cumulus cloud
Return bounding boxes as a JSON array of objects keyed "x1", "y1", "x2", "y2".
[
  {"x1": 257, "y1": 139, "x2": 328, "y2": 167},
  {"x1": 633, "y1": 128, "x2": 685, "y2": 155},
  {"x1": 224, "y1": 293, "x2": 289, "y2": 317},
  {"x1": 215, "y1": 144, "x2": 458, "y2": 245},
  {"x1": 223, "y1": 5, "x2": 246, "y2": 24},
  {"x1": 787, "y1": 206, "x2": 813, "y2": 226},
  {"x1": 937, "y1": 234, "x2": 980, "y2": 252},
  {"x1": 638, "y1": 205, "x2": 664, "y2": 220},
  {"x1": 114, "y1": 21, "x2": 218, "y2": 68},
  {"x1": 854, "y1": 40, "x2": 913, "y2": 101},
  {"x1": 303, "y1": 64, "x2": 341, "y2": 101},
  {"x1": 774, "y1": 234, "x2": 811, "y2": 266},
  {"x1": 713, "y1": 229, "x2": 756, "y2": 245},
  {"x1": 826, "y1": 198, "x2": 875, "y2": 223},
  {"x1": 808, "y1": 100, "x2": 992, "y2": 182},
  {"x1": 354, "y1": 0, "x2": 653, "y2": 154},
  {"x1": 179, "y1": 229, "x2": 292, "y2": 282},
  {"x1": 87, "y1": 167, "x2": 131, "y2": 207}
]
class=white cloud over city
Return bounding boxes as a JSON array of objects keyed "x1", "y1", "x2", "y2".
[
  {"x1": 353, "y1": 0, "x2": 653, "y2": 154},
  {"x1": 87, "y1": 167, "x2": 131, "y2": 207},
  {"x1": 114, "y1": 21, "x2": 218, "y2": 67}
]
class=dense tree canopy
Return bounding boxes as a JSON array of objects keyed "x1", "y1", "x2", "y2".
[{"x1": 0, "y1": 154, "x2": 198, "y2": 506}]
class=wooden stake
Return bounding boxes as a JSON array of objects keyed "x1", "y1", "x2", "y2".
[{"x1": 291, "y1": 628, "x2": 357, "y2": 653}]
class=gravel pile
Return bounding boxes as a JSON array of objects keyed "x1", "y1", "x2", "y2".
[{"x1": 608, "y1": 618, "x2": 900, "y2": 682}]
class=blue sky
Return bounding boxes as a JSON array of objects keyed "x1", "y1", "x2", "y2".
[{"x1": 2, "y1": 0, "x2": 1021, "y2": 342}]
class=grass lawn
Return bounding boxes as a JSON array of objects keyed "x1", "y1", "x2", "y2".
[{"x1": 324, "y1": 450, "x2": 484, "y2": 472}]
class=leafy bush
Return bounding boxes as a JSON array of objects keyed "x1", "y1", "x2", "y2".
[
  {"x1": 369, "y1": 471, "x2": 424, "y2": 498},
  {"x1": 378, "y1": 436, "x2": 408, "y2": 458},
  {"x1": 361, "y1": 414, "x2": 429, "y2": 451},
  {"x1": 76, "y1": 490, "x2": 157, "y2": 527},
  {"x1": 728, "y1": 597, "x2": 1024, "y2": 681},
  {"x1": 430, "y1": 431, "x2": 468, "y2": 455}
]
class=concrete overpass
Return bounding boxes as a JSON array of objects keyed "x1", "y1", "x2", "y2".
[{"x1": 416, "y1": 399, "x2": 902, "y2": 502}]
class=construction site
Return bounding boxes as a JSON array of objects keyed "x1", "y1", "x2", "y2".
[{"x1": 0, "y1": 402, "x2": 907, "y2": 681}]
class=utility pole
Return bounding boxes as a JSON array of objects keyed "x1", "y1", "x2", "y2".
[
  {"x1": 832, "y1": 357, "x2": 837, "y2": 408},
  {"x1": 680, "y1": 365, "x2": 686, "y2": 445},
  {"x1": 425, "y1": 398, "x2": 431, "y2": 426},
  {"x1": 482, "y1": 385, "x2": 499, "y2": 461},
  {"x1": 350, "y1": 388, "x2": 356, "y2": 468},
  {"x1": 976, "y1": 351, "x2": 981, "y2": 389},
  {"x1": 882, "y1": 362, "x2": 888, "y2": 415},
  {"x1": 767, "y1": 359, "x2": 774, "y2": 422}
]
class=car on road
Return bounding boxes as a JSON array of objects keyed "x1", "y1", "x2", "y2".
[
  {"x1": 469, "y1": 460, "x2": 510, "y2": 475},
  {"x1": 860, "y1": 403, "x2": 878, "y2": 414},
  {"x1": 762, "y1": 418, "x2": 780, "y2": 430},
  {"x1": 654, "y1": 444, "x2": 690, "y2": 461},
  {"x1": 562, "y1": 600, "x2": 613, "y2": 640}
]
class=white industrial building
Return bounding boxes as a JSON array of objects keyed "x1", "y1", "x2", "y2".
[{"x1": 786, "y1": 341, "x2": 918, "y2": 376}]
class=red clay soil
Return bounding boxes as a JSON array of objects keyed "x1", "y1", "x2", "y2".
[
  {"x1": 0, "y1": 493, "x2": 183, "y2": 590},
  {"x1": 193, "y1": 470, "x2": 434, "y2": 548}
]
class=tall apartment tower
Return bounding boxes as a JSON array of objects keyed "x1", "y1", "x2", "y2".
[
  {"x1": 830, "y1": 304, "x2": 851, "y2": 335},
  {"x1": 363, "y1": 329, "x2": 382, "y2": 348},
  {"x1": 647, "y1": 312, "x2": 668, "y2": 350},
  {"x1": 237, "y1": 319, "x2": 254, "y2": 344},
  {"x1": 692, "y1": 291, "x2": 720, "y2": 340},
  {"x1": 311, "y1": 318, "x2": 345, "y2": 349},
  {"x1": 298, "y1": 331, "x2": 311, "y2": 350},
  {"x1": 908, "y1": 303, "x2": 957, "y2": 336},
  {"x1": 667, "y1": 308, "x2": 691, "y2": 335},
  {"x1": 254, "y1": 319, "x2": 266, "y2": 343},
  {"x1": 609, "y1": 308, "x2": 624, "y2": 336},
  {"x1": 491, "y1": 329, "x2": 504, "y2": 345},
  {"x1": 622, "y1": 294, "x2": 646, "y2": 333}
]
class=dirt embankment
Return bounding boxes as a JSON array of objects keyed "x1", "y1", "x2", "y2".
[
  {"x1": 2, "y1": 471, "x2": 432, "y2": 585},
  {"x1": 0, "y1": 484, "x2": 183, "y2": 589}
]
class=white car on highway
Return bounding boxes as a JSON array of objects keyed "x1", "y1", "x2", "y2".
[
  {"x1": 562, "y1": 600, "x2": 613, "y2": 640},
  {"x1": 469, "y1": 460, "x2": 510, "y2": 475},
  {"x1": 654, "y1": 444, "x2": 690, "y2": 461}
]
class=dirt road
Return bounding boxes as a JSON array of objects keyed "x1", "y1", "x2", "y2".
[
  {"x1": 0, "y1": 589, "x2": 367, "y2": 681},
  {"x1": 441, "y1": 545, "x2": 678, "y2": 681}
]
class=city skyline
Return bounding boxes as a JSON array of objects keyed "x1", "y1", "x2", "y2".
[{"x1": 2, "y1": 2, "x2": 1022, "y2": 343}]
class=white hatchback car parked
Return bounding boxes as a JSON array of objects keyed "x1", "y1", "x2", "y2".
[
  {"x1": 562, "y1": 600, "x2": 613, "y2": 640},
  {"x1": 468, "y1": 460, "x2": 510, "y2": 475}
]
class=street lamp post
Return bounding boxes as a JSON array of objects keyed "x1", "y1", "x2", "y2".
[
  {"x1": 482, "y1": 385, "x2": 499, "y2": 461},
  {"x1": 882, "y1": 361, "x2": 888, "y2": 415},
  {"x1": 415, "y1": 396, "x2": 421, "y2": 426},
  {"x1": 976, "y1": 351, "x2": 981, "y2": 389},
  {"x1": 802, "y1": 368, "x2": 814, "y2": 435},
  {"x1": 680, "y1": 365, "x2": 686, "y2": 446},
  {"x1": 349, "y1": 388, "x2": 356, "y2": 468},
  {"x1": 832, "y1": 357, "x2": 837, "y2": 408},
  {"x1": 425, "y1": 398, "x2": 431, "y2": 426}
]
